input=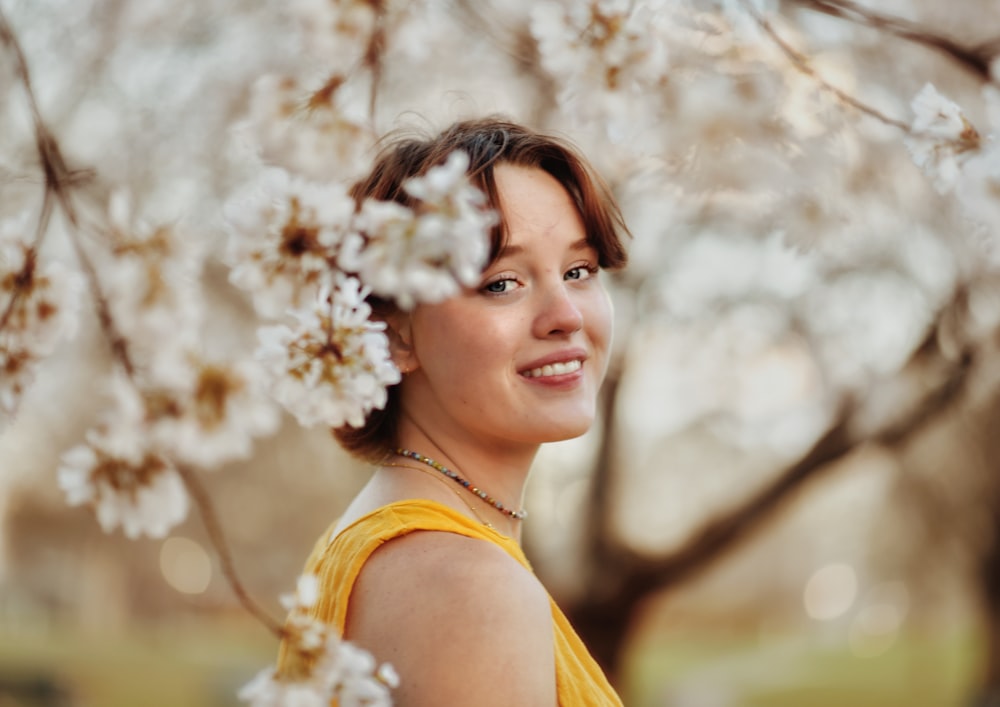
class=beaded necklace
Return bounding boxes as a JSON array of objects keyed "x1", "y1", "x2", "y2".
[
  {"x1": 381, "y1": 461, "x2": 497, "y2": 530},
  {"x1": 395, "y1": 448, "x2": 528, "y2": 521}
]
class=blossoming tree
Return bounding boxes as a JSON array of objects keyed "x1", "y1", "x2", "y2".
[{"x1": 3, "y1": 0, "x2": 1000, "y2": 703}]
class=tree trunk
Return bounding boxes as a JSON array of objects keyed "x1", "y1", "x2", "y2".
[
  {"x1": 564, "y1": 303, "x2": 974, "y2": 686},
  {"x1": 566, "y1": 591, "x2": 638, "y2": 680},
  {"x1": 969, "y1": 493, "x2": 1000, "y2": 706}
]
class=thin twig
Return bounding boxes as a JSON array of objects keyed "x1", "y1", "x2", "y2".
[
  {"x1": 1, "y1": 8, "x2": 137, "y2": 376},
  {"x1": 0, "y1": 9, "x2": 76, "y2": 199},
  {"x1": 1, "y1": 8, "x2": 283, "y2": 639},
  {"x1": 176, "y1": 464, "x2": 284, "y2": 637},
  {"x1": 364, "y1": 0, "x2": 386, "y2": 128},
  {"x1": 0, "y1": 8, "x2": 47, "y2": 142},
  {"x1": 64, "y1": 227, "x2": 138, "y2": 378},
  {"x1": 736, "y1": 0, "x2": 913, "y2": 133},
  {"x1": 0, "y1": 8, "x2": 58, "y2": 339},
  {"x1": 791, "y1": 0, "x2": 1000, "y2": 84},
  {"x1": 27, "y1": 155, "x2": 56, "y2": 245}
]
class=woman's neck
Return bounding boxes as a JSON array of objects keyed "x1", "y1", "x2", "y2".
[{"x1": 393, "y1": 418, "x2": 537, "y2": 532}]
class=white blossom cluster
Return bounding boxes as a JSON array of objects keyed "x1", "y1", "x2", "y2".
[
  {"x1": 57, "y1": 352, "x2": 278, "y2": 537},
  {"x1": 226, "y1": 169, "x2": 357, "y2": 317},
  {"x1": 49, "y1": 188, "x2": 281, "y2": 538},
  {"x1": 225, "y1": 148, "x2": 492, "y2": 428},
  {"x1": 102, "y1": 193, "x2": 283, "y2": 462},
  {"x1": 148, "y1": 358, "x2": 280, "y2": 468},
  {"x1": 239, "y1": 574, "x2": 398, "y2": 707},
  {"x1": 226, "y1": 151, "x2": 493, "y2": 316},
  {"x1": 289, "y1": 0, "x2": 381, "y2": 69},
  {"x1": 243, "y1": 73, "x2": 374, "y2": 182},
  {"x1": 532, "y1": 0, "x2": 669, "y2": 93},
  {"x1": 100, "y1": 190, "x2": 205, "y2": 382},
  {"x1": 57, "y1": 377, "x2": 189, "y2": 539},
  {"x1": 256, "y1": 276, "x2": 400, "y2": 428},
  {"x1": 531, "y1": 0, "x2": 671, "y2": 138},
  {"x1": 343, "y1": 150, "x2": 495, "y2": 309},
  {"x1": 905, "y1": 83, "x2": 1000, "y2": 257},
  {"x1": 0, "y1": 213, "x2": 83, "y2": 417},
  {"x1": 59, "y1": 440, "x2": 188, "y2": 539},
  {"x1": 905, "y1": 83, "x2": 982, "y2": 193}
]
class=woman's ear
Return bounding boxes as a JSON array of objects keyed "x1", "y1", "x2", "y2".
[{"x1": 385, "y1": 311, "x2": 418, "y2": 374}]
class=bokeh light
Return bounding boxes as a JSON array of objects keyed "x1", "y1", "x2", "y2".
[
  {"x1": 159, "y1": 536, "x2": 211, "y2": 595},
  {"x1": 849, "y1": 581, "x2": 910, "y2": 658},
  {"x1": 803, "y1": 563, "x2": 858, "y2": 621}
]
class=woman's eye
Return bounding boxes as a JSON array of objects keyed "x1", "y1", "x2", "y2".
[
  {"x1": 484, "y1": 278, "x2": 516, "y2": 294},
  {"x1": 565, "y1": 265, "x2": 597, "y2": 281}
]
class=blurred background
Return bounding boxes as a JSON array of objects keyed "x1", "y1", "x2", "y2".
[{"x1": 1, "y1": 0, "x2": 998, "y2": 705}]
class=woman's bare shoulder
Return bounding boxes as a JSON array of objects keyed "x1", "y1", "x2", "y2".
[{"x1": 345, "y1": 530, "x2": 557, "y2": 706}]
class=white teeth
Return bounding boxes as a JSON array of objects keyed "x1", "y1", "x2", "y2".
[{"x1": 523, "y1": 359, "x2": 582, "y2": 378}]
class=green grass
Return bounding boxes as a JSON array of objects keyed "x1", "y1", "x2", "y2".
[
  {"x1": 0, "y1": 621, "x2": 981, "y2": 706},
  {"x1": 0, "y1": 619, "x2": 277, "y2": 707},
  {"x1": 624, "y1": 627, "x2": 980, "y2": 707}
]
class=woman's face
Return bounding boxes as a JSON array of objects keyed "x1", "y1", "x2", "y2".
[{"x1": 398, "y1": 163, "x2": 614, "y2": 449}]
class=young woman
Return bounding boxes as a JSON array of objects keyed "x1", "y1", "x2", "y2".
[{"x1": 278, "y1": 118, "x2": 629, "y2": 705}]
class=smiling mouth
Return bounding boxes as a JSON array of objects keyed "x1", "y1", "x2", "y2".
[{"x1": 521, "y1": 359, "x2": 583, "y2": 379}]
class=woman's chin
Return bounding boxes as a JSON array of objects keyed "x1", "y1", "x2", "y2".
[{"x1": 530, "y1": 415, "x2": 595, "y2": 444}]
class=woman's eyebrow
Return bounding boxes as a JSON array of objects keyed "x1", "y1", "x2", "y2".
[{"x1": 496, "y1": 238, "x2": 591, "y2": 259}]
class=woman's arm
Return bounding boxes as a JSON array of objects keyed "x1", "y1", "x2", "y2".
[{"x1": 345, "y1": 530, "x2": 558, "y2": 706}]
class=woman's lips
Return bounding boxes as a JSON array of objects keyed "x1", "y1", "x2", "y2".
[
  {"x1": 521, "y1": 359, "x2": 583, "y2": 379},
  {"x1": 518, "y1": 348, "x2": 588, "y2": 379}
]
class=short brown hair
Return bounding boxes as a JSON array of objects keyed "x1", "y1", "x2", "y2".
[{"x1": 333, "y1": 117, "x2": 629, "y2": 462}]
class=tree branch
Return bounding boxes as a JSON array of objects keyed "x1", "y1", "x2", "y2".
[
  {"x1": 790, "y1": 0, "x2": 1000, "y2": 83},
  {"x1": 623, "y1": 289, "x2": 973, "y2": 599},
  {"x1": 0, "y1": 8, "x2": 136, "y2": 378},
  {"x1": 737, "y1": 0, "x2": 912, "y2": 132},
  {"x1": 1, "y1": 7, "x2": 283, "y2": 640},
  {"x1": 570, "y1": 283, "x2": 978, "y2": 676},
  {"x1": 585, "y1": 368, "x2": 623, "y2": 564},
  {"x1": 176, "y1": 464, "x2": 284, "y2": 637},
  {"x1": 363, "y1": 0, "x2": 387, "y2": 127}
]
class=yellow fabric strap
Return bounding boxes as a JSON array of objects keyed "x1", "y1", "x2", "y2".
[{"x1": 277, "y1": 499, "x2": 623, "y2": 707}]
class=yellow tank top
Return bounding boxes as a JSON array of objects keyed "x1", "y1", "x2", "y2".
[{"x1": 277, "y1": 499, "x2": 623, "y2": 706}]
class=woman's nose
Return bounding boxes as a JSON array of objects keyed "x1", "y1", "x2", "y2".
[{"x1": 533, "y1": 281, "x2": 584, "y2": 338}]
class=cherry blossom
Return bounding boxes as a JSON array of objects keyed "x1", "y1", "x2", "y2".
[
  {"x1": 532, "y1": 0, "x2": 669, "y2": 93},
  {"x1": 239, "y1": 574, "x2": 398, "y2": 707},
  {"x1": 242, "y1": 72, "x2": 374, "y2": 181},
  {"x1": 256, "y1": 276, "x2": 400, "y2": 428},
  {"x1": 531, "y1": 0, "x2": 670, "y2": 139},
  {"x1": 55, "y1": 376, "x2": 186, "y2": 537},
  {"x1": 58, "y1": 440, "x2": 189, "y2": 539},
  {"x1": 226, "y1": 169, "x2": 358, "y2": 318},
  {"x1": 905, "y1": 83, "x2": 981, "y2": 193},
  {"x1": 0, "y1": 213, "x2": 83, "y2": 416},
  {"x1": 289, "y1": 0, "x2": 380, "y2": 68},
  {"x1": 148, "y1": 357, "x2": 280, "y2": 468},
  {"x1": 340, "y1": 151, "x2": 494, "y2": 309},
  {"x1": 98, "y1": 190, "x2": 204, "y2": 383}
]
